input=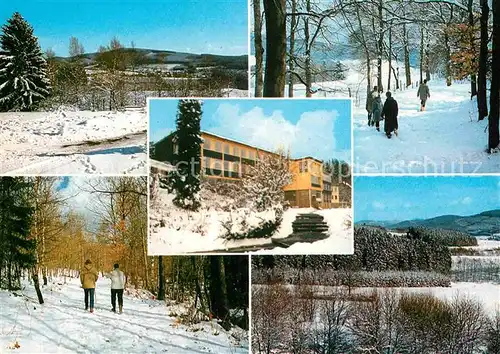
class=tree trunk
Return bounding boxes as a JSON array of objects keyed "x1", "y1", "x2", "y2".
[
  {"x1": 444, "y1": 30, "x2": 452, "y2": 86},
  {"x1": 32, "y1": 270, "x2": 44, "y2": 304},
  {"x1": 489, "y1": 0, "x2": 500, "y2": 152},
  {"x1": 388, "y1": 23, "x2": 392, "y2": 91},
  {"x1": 469, "y1": 0, "x2": 478, "y2": 97},
  {"x1": 420, "y1": 26, "x2": 424, "y2": 84},
  {"x1": 254, "y1": 0, "x2": 264, "y2": 97},
  {"x1": 263, "y1": 0, "x2": 286, "y2": 97},
  {"x1": 288, "y1": 0, "x2": 297, "y2": 98},
  {"x1": 425, "y1": 41, "x2": 431, "y2": 82},
  {"x1": 209, "y1": 256, "x2": 230, "y2": 330},
  {"x1": 404, "y1": 24, "x2": 411, "y2": 87},
  {"x1": 304, "y1": 0, "x2": 312, "y2": 97},
  {"x1": 191, "y1": 256, "x2": 205, "y2": 311},
  {"x1": 157, "y1": 256, "x2": 165, "y2": 301},
  {"x1": 478, "y1": 0, "x2": 489, "y2": 120},
  {"x1": 377, "y1": 0, "x2": 384, "y2": 92}
]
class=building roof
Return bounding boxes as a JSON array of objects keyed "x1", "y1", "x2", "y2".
[
  {"x1": 201, "y1": 131, "x2": 278, "y2": 155},
  {"x1": 155, "y1": 130, "x2": 324, "y2": 163}
]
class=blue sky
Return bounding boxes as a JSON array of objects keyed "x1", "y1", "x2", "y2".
[
  {"x1": 0, "y1": 0, "x2": 248, "y2": 56},
  {"x1": 150, "y1": 99, "x2": 352, "y2": 162},
  {"x1": 354, "y1": 176, "x2": 500, "y2": 222}
]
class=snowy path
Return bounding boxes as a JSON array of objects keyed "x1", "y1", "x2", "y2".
[
  {"x1": 353, "y1": 81, "x2": 499, "y2": 173},
  {"x1": 0, "y1": 278, "x2": 247, "y2": 353},
  {"x1": 0, "y1": 109, "x2": 147, "y2": 175}
]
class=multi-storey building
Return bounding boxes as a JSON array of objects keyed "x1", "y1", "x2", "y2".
[{"x1": 153, "y1": 131, "x2": 340, "y2": 208}]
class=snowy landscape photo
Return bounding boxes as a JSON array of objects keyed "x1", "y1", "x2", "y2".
[
  {"x1": 251, "y1": 176, "x2": 500, "y2": 353},
  {"x1": 0, "y1": 0, "x2": 249, "y2": 174},
  {"x1": 0, "y1": 176, "x2": 248, "y2": 353},
  {"x1": 149, "y1": 98, "x2": 353, "y2": 254},
  {"x1": 251, "y1": 0, "x2": 500, "y2": 173}
]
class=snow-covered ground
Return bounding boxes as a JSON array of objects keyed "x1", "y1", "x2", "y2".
[
  {"x1": 353, "y1": 81, "x2": 498, "y2": 173},
  {"x1": 149, "y1": 188, "x2": 353, "y2": 254},
  {"x1": 251, "y1": 59, "x2": 499, "y2": 173},
  {"x1": 0, "y1": 108, "x2": 147, "y2": 175},
  {"x1": 0, "y1": 277, "x2": 248, "y2": 353},
  {"x1": 309, "y1": 282, "x2": 500, "y2": 314}
]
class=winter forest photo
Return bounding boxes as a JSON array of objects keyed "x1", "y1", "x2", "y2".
[
  {"x1": 0, "y1": 176, "x2": 249, "y2": 353},
  {"x1": 149, "y1": 98, "x2": 353, "y2": 254},
  {"x1": 0, "y1": 0, "x2": 248, "y2": 175},
  {"x1": 252, "y1": 0, "x2": 500, "y2": 172}
]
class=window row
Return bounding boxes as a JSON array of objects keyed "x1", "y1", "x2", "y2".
[{"x1": 204, "y1": 138, "x2": 256, "y2": 160}]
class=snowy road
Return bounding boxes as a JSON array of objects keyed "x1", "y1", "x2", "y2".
[
  {"x1": 0, "y1": 109, "x2": 148, "y2": 175},
  {"x1": 353, "y1": 81, "x2": 499, "y2": 173},
  {"x1": 0, "y1": 278, "x2": 248, "y2": 353}
]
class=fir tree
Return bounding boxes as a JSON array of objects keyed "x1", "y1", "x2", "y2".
[
  {"x1": 0, "y1": 12, "x2": 51, "y2": 111},
  {"x1": 0, "y1": 177, "x2": 35, "y2": 290},
  {"x1": 171, "y1": 99, "x2": 202, "y2": 211}
]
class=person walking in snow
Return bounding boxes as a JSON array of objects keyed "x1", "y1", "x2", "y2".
[
  {"x1": 366, "y1": 85, "x2": 379, "y2": 126},
  {"x1": 417, "y1": 79, "x2": 430, "y2": 111},
  {"x1": 105, "y1": 263, "x2": 126, "y2": 314},
  {"x1": 372, "y1": 95, "x2": 383, "y2": 132},
  {"x1": 80, "y1": 259, "x2": 98, "y2": 313},
  {"x1": 381, "y1": 91, "x2": 399, "y2": 139}
]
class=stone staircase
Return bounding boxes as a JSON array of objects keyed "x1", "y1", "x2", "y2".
[{"x1": 272, "y1": 213, "x2": 330, "y2": 248}]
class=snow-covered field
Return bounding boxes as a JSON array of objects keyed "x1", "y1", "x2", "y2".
[
  {"x1": 0, "y1": 108, "x2": 147, "y2": 175},
  {"x1": 0, "y1": 277, "x2": 248, "y2": 353},
  {"x1": 149, "y1": 188, "x2": 353, "y2": 254},
  {"x1": 311, "y1": 282, "x2": 500, "y2": 314}
]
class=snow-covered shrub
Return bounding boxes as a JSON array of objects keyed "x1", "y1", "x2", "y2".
[
  {"x1": 221, "y1": 205, "x2": 283, "y2": 240},
  {"x1": 240, "y1": 150, "x2": 292, "y2": 212}
]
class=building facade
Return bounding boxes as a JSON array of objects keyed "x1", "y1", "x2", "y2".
[{"x1": 153, "y1": 131, "x2": 341, "y2": 208}]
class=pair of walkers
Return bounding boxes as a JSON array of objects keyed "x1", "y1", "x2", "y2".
[
  {"x1": 366, "y1": 86, "x2": 399, "y2": 139},
  {"x1": 80, "y1": 259, "x2": 126, "y2": 313}
]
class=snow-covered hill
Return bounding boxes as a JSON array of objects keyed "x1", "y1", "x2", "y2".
[
  {"x1": 0, "y1": 108, "x2": 147, "y2": 175},
  {"x1": 0, "y1": 277, "x2": 248, "y2": 353}
]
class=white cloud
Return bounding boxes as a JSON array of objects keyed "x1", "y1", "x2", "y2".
[
  {"x1": 461, "y1": 197, "x2": 472, "y2": 205},
  {"x1": 372, "y1": 201, "x2": 385, "y2": 210},
  {"x1": 210, "y1": 104, "x2": 338, "y2": 160},
  {"x1": 404, "y1": 202, "x2": 412, "y2": 209},
  {"x1": 449, "y1": 196, "x2": 473, "y2": 206}
]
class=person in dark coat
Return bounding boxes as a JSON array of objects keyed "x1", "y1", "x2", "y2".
[
  {"x1": 381, "y1": 91, "x2": 399, "y2": 138},
  {"x1": 366, "y1": 85, "x2": 379, "y2": 126}
]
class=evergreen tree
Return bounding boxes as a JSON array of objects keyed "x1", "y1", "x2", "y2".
[
  {"x1": 171, "y1": 99, "x2": 202, "y2": 211},
  {"x1": 0, "y1": 177, "x2": 35, "y2": 290},
  {"x1": 0, "y1": 13, "x2": 51, "y2": 111}
]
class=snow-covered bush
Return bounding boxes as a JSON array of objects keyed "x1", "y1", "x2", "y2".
[
  {"x1": 240, "y1": 150, "x2": 292, "y2": 212},
  {"x1": 221, "y1": 205, "x2": 283, "y2": 240}
]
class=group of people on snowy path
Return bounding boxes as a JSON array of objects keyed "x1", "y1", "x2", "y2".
[
  {"x1": 366, "y1": 86, "x2": 399, "y2": 139},
  {"x1": 366, "y1": 80, "x2": 431, "y2": 139},
  {"x1": 80, "y1": 260, "x2": 126, "y2": 314}
]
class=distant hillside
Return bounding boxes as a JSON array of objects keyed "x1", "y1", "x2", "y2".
[
  {"x1": 56, "y1": 48, "x2": 248, "y2": 70},
  {"x1": 356, "y1": 209, "x2": 500, "y2": 236}
]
